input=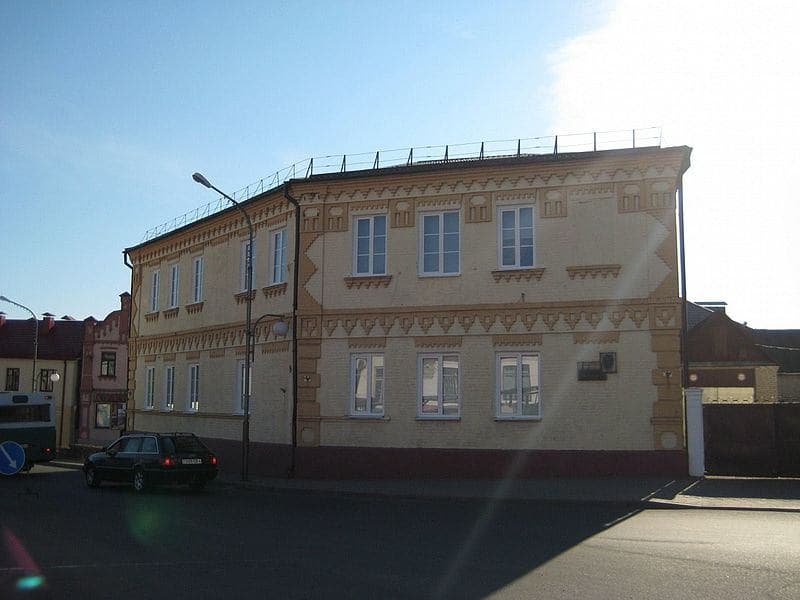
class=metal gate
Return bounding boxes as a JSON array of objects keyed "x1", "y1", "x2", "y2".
[{"x1": 703, "y1": 403, "x2": 800, "y2": 477}]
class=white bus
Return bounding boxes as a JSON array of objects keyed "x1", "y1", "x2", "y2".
[{"x1": 0, "y1": 392, "x2": 56, "y2": 470}]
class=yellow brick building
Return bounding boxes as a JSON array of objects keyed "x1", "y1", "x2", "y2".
[{"x1": 125, "y1": 144, "x2": 692, "y2": 477}]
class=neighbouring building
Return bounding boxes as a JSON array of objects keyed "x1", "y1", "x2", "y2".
[
  {"x1": 124, "y1": 144, "x2": 692, "y2": 478},
  {"x1": 0, "y1": 312, "x2": 83, "y2": 449},
  {"x1": 750, "y1": 330, "x2": 800, "y2": 402},
  {"x1": 77, "y1": 293, "x2": 132, "y2": 445}
]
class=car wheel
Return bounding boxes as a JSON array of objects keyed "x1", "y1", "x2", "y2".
[
  {"x1": 133, "y1": 468, "x2": 147, "y2": 493},
  {"x1": 85, "y1": 466, "x2": 101, "y2": 488}
]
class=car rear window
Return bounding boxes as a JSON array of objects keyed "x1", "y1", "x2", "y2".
[{"x1": 161, "y1": 435, "x2": 206, "y2": 454}]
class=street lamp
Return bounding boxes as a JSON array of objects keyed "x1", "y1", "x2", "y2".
[
  {"x1": 0, "y1": 295, "x2": 38, "y2": 391},
  {"x1": 192, "y1": 172, "x2": 255, "y2": 481}
]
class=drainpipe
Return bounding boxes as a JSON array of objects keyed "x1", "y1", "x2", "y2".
[
  {"x1": 283, "y1": 186, "x2": 301, "y2": 478},
  {"x1": 59, "y1": 359, "x2": 68, "y2": 449},
  {"x1": 677, "y1": 150, "x2": 691, "y2": 448},
  {"x1": 123, "y1": 250, "x2": 134, "y2": 434}
]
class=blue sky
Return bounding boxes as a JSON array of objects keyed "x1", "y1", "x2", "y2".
[{"x1": 1, "y1": 1, "x2": 798, "y2": 328}]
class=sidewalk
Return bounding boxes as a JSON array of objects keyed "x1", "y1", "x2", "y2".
[{"x1": 217, "y1": 472, "x2": 800, "y2": 512}]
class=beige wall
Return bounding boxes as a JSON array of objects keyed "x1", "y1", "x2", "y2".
[
  {"x1": 778, "y1": 373, "x2": 800, "y2": 402},
  {"x1": 126, "y1": 147, "x2": 688, "y2": 455}
]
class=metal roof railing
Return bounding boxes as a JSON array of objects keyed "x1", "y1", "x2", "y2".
[{"x1": 142, "y1": 127, "x2": 662, "y2": 241}]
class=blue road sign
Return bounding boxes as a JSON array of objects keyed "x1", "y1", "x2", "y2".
[{"x1": 0, "y1": 440, "x2": 26, "y2": 475}]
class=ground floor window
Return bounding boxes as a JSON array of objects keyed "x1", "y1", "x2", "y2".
[
  {"x1": 496, "y1": 353, "x2": 540, "y2": 419},
  {"x1": 39, "y1": 369, "x2": 58, "y2": 392},
  {"x1": 418, "y1": 354, "x2": 460, "y2": 418},
  {"x1": 95, "y1": 402, "x2": 126, "y2": 429},
  {"x1": 5, "y1": 368, "x2": 20, "y2": 391},
  {"x1": 351, "y1": 354, "x2": 384, "y2": 416},
  {"x1": 188, "y1": 364, "x2": 200, "y2": 411}
]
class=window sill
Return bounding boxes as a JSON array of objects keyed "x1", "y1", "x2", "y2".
[
  {"x1": 495, "y1": 416, "x2": 542, "y2": 422},
  {"x1": 491, "y1": 268, "x2": 545, "y2": 283},
  {"x1": 418, "y1": 272, "x2": 460, "y2": 278},
  {"x1": 262, "y1": 282, "x2": 288, "y2": 298},
  {"x1": 186, "y1": 301, "x2": 204, "y2": 314},
  {"x1": 144, "y1": 311, "x2": 160, "y2": 322},
  {"x1": 234, "y1": 290, "x2": 257, "y2": 304},
  {"x1": 163, "y1": 307, "x2": 179, "y2": 319},
  {"x1": 416, "y1": 416, "x2": 461, "y2": 421},
  {"x1": 344, "y1": 275, "x2": 392, "y2": 289},
  {"x1": 347, "y1": 414, "x2": 389, "y2": 420},
  {"x1": 98, "y1": 375, "x2": 117, "y2": 380}
]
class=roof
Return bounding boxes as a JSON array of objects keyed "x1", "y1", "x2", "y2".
[
  {"x1": 687, "y1": 302, "x2": 715, "y2": 330},
  {"x1": 687, "y1": 311, "x2": 776, "y2": 366},
  {"x1": 750, "y1": 329, "x2": 800, "y2": 374},
  {"x1": 0, "y1": 318, "x2": 84, "y2": 360}
]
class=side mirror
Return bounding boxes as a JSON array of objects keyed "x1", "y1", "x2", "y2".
[{"x1": 107, "y1": 448, "x2": 118, "y2": 456}]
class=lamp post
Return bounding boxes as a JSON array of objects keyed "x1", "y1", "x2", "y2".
[
  {"x1": 0, "y1": 295, "x2": 38, "y2": 391},
  {"x1": 192, "y1": 172, "x2": 255, "y2": 481}
]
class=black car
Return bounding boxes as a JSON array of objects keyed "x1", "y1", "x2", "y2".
[{"x1": 83, "y1": 432, "x2": 218, "y2": 492}]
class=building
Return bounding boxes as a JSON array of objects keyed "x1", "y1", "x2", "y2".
[
  {"x1": 124, "y1": 144, "x2": 692, "y2": 478},
  {"x1": 686, "y1": 302, "x2": 780, "y2": 403},
  {"x1": 77, "y1": 293, "x2": 132, "y2": 445},
  {"x1": 750, "y1": 329, "x2": 800, "y2": 402},
  {"x1": 0, "y1": 312, "x2": 83, "y2": 449}
]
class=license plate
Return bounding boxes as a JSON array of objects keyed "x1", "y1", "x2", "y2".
[{"x1": 181, "y1": 458, "x2": 202, "y2": 465}]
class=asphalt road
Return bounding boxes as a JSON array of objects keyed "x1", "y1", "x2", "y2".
[{"x1": 1, "y1": 465, "x2": 799, "y2": 599}]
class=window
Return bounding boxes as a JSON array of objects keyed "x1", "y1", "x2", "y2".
[
  {"x1": 164, "y1": 365, "x2": 175, "y2": 411},
  {"x1": 498, "y1": 206, "x2": 535, "y2": 268},
  {"x1": 5, "y1": 368, "x2": 19, "y2": 391},
  {"x1": 188, "y1": 364, "x2": 200, "y2": 411},
  {"x1": 240, "y1": 239, "x2": 255, "y2": 291},
  {"x1": 100, "y1": 352, "x2": 116, "y2": 377},
  {"x1": 353, "y1": 216, "x2": 387, "y2": 275},
  {"x1": 270, "y1": 229, "x2": 287, "y2": 284},
  {"x1": 169, "y1": 264, "x2": 179, "y2": 308},
  {"x1": 350, "y1": 354, "x2": 384, "y2": 417},
  {"x1": 95, "y1": 403, "x2": 125, "y2": 429},
  {"x1": 418, "y1": 354, "x2": 459, "y2": 417},
  {"x1": 420, "y1": 212, "x2": 459, "y2": 275},
  {"x1": 150, "y1": 270, "x2": 160, "y2": 312},
  {"x1": 236, "y1": 359, "x2": 251, "y2": 413},
  {"x1": 141, "y1": 436, "x2": 157, "y2": 453},
  {"x1": 496, "y1": 353, "x2": 540, "y2": 419},
  {"x1": 144, "y1": 367, "x2": 155, "y2": 410},
  {"x1": 39, "y1": 369, "x2": 58, "y2": 392},
  {"x1": 192, "y1": 256, "x2": 204, "y2": 303}
]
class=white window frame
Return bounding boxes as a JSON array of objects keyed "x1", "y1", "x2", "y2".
[
  {"x1": 188, "y1": 364, "x2": 200, "y2": 412},
  {"x1": 417, "y1": 353, "x2": 460, "y2": 419},
  {"x1": 495, "y1": 352, "x2": 541, "y2": 420},
  {"x1": 164, "y1": 365, "x2": 175, "y2": 411},
  {"x1": 349, "y1": 354, "x2": 385, "y2": 417},
  {"x1": 240, "y1": 239, "x2": 255, "y2": 292},
  {"x1": 169, "y1": 264, "x2": 179, "y2": 308},
  {"x1": 192, "y1": 256, "x2": 204, "y2": 303},
  {"x1": 269, "y1": 228, "x2": 287, "y2": 285},
  {"x1": 418, "y1": 210, "x2": 460, "y2": 276},
  {"x1": 235, "y1": 359, "x2": 252, "y2": 414},
  {"x1": 497, "y1": 205, "x2": 536, "y2": 269},
  {"x1": 150, "y1": 270, "x2": 160, "y2": 312},
  {"x1": 352, "y1": 215, "x2": 387, "y2": 276},
  {"x1": 144, "y1": 367, "x2": 155, "y2": 410}
]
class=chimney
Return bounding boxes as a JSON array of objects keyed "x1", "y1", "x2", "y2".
[
  {"x1": 0, "y1": 312, "x2": 5, "y2": 327},
  {"x1": 42, "y1": 312, "x2": 56, "y2": 332}
]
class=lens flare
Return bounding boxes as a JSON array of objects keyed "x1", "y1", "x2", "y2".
[{"x1": 16, "y1": 575, "x2": 45, "y2": 590}]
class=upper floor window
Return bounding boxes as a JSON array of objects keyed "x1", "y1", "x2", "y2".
[
  {"x1": 188, "y1": 364, "x2": 200, "y2": 412},
  {"x1": 350, "y1": 354, "x2": 384, "y2": 417},
  {"x1": 164, "y1": 365, "x2": 175, "y2": 411},
  {"x1": 270, "y1": 229, "x2": 287, "y2": 285},
  {"x1": 420, "y1": 212, "x2": 459, "y2": 275},
  {"x1": 5, "y1": 368, "x2": 20, "y2": 391},
  {"x1": 100, "y1": 352, "x2": 116, "y2": 377},
  {"x1": 144, "y1": 367, "x2": 155, "y2": 410},
  {"x1": 418, "y1": 354, "x2": 460, "y2": 418},
  {"x1": 169, "y1": 264, "x2": 179, "y2": 308},
  {"x1": 496, "y1": 353, "x2": 540, "y2": 419},
  {"x1": 192, "y1": 256, "x2": 204, "y2": 303},
  {"x1": 354, "y1": 215, "x2": 387, "y2": 276},
  {"x1": 150, "y1": 270, "x2": 160, "y2": 312},
  {"x1": 240, "y1": 240, "x2": 255, "y2": 292},
  {"x1": 498, "y1": 206, "x2": 535, "y2": 268}
]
